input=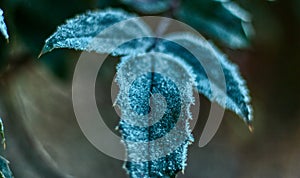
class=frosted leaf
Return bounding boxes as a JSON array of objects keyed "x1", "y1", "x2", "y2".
[
  {"x1": 109, "y1": 37, "x2": 155, "y2": 57},
  {"x1": 41, "y1": 8, "x2": 254, "y2": 177},
  {"x1": 0, "y1": 118, "x2": 6, "y2": 149},
  {"x1": 0, "y1": 9, "x2": 9, "y2": 42},
  {"x1": 0, "y1": 119, "x2": 12, "y2": 178},
  {"x1": 121, "y1": 0, "x2": 172, "y2": 14},
  {"x1": 155, "y1": 33, "x2": 252, "y2": 123},
  {"x1": 116, "y1": 52, "x2": 195, "y2": 177},
  {"x1": 0, "y1": 156, "x2": 13, "y2": 178},
  {"x1": 40, "y1": 9, "x2": 153, "y2": 56},
  {"x1": 176, "y1": 0, "x2": 253, "y2": 48}
]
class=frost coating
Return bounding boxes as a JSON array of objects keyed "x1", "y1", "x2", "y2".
[
  {"x1": 41, "y1": 8, "x2": 253, "y2": 177},
  {"x1": 41, "y1": 9, "x2": 153, "y2": 56},
  {"x1": 0, "y1": 156, "x2": 13, "y2": 178},
  {"x1": 155, "y1": 32, "x2": 252, "y2": 123},
  {"x1": 116, "y1": 53, "x2": 195, "y2": 177},
  {"x1": 0, "y1": 9, "x2": 9, "y2": 41}
]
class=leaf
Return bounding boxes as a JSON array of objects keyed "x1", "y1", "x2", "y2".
[
  {"x1": 175, "y1": 0, "x2": 253, "y2": 48},
  {"x1": 0, "y1": 119, "x2": 13, "y2": 178},
  {"x1": 41, "y1": 8, "x2": 253, "y2": 178},
  {"x1": 121, "y1": 0, "x2": 172, "y2": 14},
  {"x1": 0, "y1": 118, "x2": 6, "y2": 149},
  {"x1": 40, "y1": 9, "x2": 153, "y2": 57},
  {"x1": 116, "y1": 52, "x2": 195, "y2": 177},
  {"x1": 41, "y1": 8, "x2": 252, "y2": 123},
  {"x1": 0, "y1": 9, "x2": 9, "y2": 42},
  {"x1": 154, "y1": 33, "x2": 252, "y2": 123},
  {"x1": 0, "y1": 156, "x2": 13, "y2": 178}
]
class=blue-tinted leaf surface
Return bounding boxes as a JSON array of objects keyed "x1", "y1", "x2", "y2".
[
  {"x1": 41, "y1": 9, "x2": 153, "y2": 56},
  {"x1": 121, "y1": 0, "x2": 172, "y2": 14},
  {"x1": 175, "y1": 0, "x2": 253, "y2": 48},
  {"x1": 0, "y1": 156, "x2": 12, "y2": 178},
  {"x1": 41, "y1": 8, "x2": 253, "y2": 178},
  {"x1": 0, "y1": 9, "x2": 9, "y2": 41},
  {"x1": 155, "y1": 33, "x2": 252, "y2": 123},
  {"x1": 116, "y1": 53, "x2": 195, "y2": 177}
]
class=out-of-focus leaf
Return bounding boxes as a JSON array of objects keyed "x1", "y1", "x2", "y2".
[
  {"x1": 121, "y1": 0, "x2": 172, "y2": 14},
  {"x1": 0, "y1": 9, "x2": 9, "y2": 42},
  {"x1": 97, "y1": 0, "x2": 122, "y2": 8},
  {"x1": 40, "y1": 9, "x2": 153, "y2": 56},
  {"x1": 155, "y1": 33, "x2": 253, "y2": 123},
  {"x1": 116, "y1": 53, "x2": 195, "y2": 177},
  {"x1": 175, "y1": 0, "x2": 253, "y2": 48},
  {"x1": 4, "y1": 0, "x2": 95, "y2": 53},
  {"x1": 293, "y1": 0, "x2": 300, "y2": 21},
  {"x1": 0, "y1": 156, "x2": 12, "y2": 178}
]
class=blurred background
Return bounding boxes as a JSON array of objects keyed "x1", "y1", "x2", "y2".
[{"x1": 0, "y1": 0, "x2": 299, "y2": 177}]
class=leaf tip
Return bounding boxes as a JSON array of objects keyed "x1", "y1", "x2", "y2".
[
  {"x1": 247, "y1": 122, "x2": 254, "y2": 133},
  {"x1": 181, "y1": 169, "x2": 185, "y2": 174},
  {"x1": 38, "y1": 46, "x2": 50, "y2": 58},
  {"x1": 2, "y1": 141, "x2": 5, "y2": 150},
  {"x1": 38, "y1": 51, "x2": 43, "y2": 59}
]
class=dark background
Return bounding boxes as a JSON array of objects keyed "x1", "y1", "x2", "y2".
[{"x1": 0, "y1": 0, "x2": 299, "y2": 177}]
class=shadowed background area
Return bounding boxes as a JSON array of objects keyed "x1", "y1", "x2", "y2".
[{"x1": 0, "y1": 0, "x2": 299, "y2": 177}]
